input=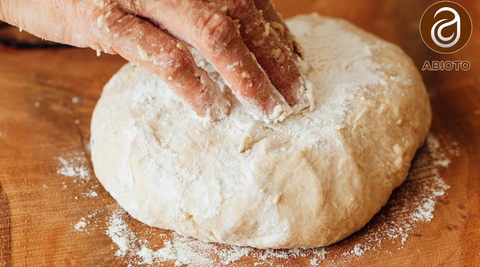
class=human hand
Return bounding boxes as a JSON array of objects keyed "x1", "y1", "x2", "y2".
[{"x1": 0, "y1": 0, "x2": 313, "y2": 122}]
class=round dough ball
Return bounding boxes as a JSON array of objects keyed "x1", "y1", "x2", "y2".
[{"x1": 91, "y1": 13, "x2": 431, "y2": 249}]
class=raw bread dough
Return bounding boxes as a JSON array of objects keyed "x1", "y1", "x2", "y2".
[{"x1": 91, "y1": 14, "x2": 431, "y2": 249}]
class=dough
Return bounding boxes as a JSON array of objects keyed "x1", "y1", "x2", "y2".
[{"x1": 91, "y1": 13, "x2": 431, "y2": 249}]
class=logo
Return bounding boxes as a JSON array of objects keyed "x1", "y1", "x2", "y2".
[{"x1": 419, "y1": 1, "x2": 472, "y2": 54}]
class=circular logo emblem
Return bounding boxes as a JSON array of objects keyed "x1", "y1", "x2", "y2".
[{"x1": 420, "y1": 1, "x2": 472, "y2": 54}]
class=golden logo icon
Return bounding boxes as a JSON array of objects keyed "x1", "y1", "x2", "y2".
[{"x1": 419, "y1": 1, "x2": 472, "y2": 54}]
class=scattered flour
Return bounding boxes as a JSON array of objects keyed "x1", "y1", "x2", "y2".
[
  {"x1": 104, "y1": 213, "x2": 252, "y2": 266},
  {"x1": 427, "y1": 134, "x2": 451, "y2": 167},
  {"x1": 55, "y1": 153, "x2": 102, "y2": 201},
  {"x1": 106, "y1": 210, "x2": 137, "y2": 257},
  {"x1": 353, "y1": 244, "x2": 366, "y2": 256},
  {"x1": 57, "y1": 155, "x2": 90, "y2": 181},
  {"x1": 75, "y1": 221, "x2": 87, "y2": 231},
  {"x1": 83, "y1": 190, "x2": 98, "y2": 197},
  {"x1": 73, "y1": 212, "x2": 100, "y2": 234}
]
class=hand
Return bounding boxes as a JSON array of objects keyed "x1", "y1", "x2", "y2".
[{"x1": 0, "y1": 0, "x2": 313, "y2": 122}]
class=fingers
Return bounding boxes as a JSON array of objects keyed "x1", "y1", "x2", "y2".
[
  {"x1": 203, "y1": 0, "x2": 314, "y2": 113},
  {"x1": 121, "y1": 0, "x2": 292, "y2": 123},
  {"x1": 0, "y1": 0, "x2": 310, "y2": 122},
  {"x1": 251, "y1": 0, "x2": 302, "y2": 57},
  {"x1": 82, "y1": 2, "x2": 230, "y2": 120}
]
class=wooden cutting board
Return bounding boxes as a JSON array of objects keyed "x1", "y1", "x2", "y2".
[{"x1": 0, "y1": 0, "x2": 479, "y2": 266}]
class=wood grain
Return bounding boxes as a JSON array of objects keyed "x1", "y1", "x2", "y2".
[
  {"x1": 0, "y1": 0, "x2": 479, "y2": 266},
  {"x1": 0, "y1": 185, "x2": 11, "y2": 267}
]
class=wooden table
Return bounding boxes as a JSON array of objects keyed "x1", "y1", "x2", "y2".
[{"x1": 0, "y1": 0, "x2": 479, "y2": 266}]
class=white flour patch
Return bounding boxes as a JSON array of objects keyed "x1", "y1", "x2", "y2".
[
  {"x1": 427, "y1": 135, "x2": 451, "y2": 167},
  {"x1": 56, "y1": 154, "x2": 90, "y2": 181},
  {"x1": 353, "y1": 244, "x2": 366, "y2": 256},
  {"x1": 74, "y1": 220, "x2": 87, "y2": 231},
  {"x1": 83, "y1": 190, "x2": 98, "y2": 197},
  {"x1": 103, "y1": 212, "x2": 253, "y2": 266},
  {"x1": 55, "y1": 152, "x2": 102, "y2": 200},
  {"x1": 73, "y1": 212, "x2": 100, "y2": 234},
  {"x1": 106, "y1": 210, "x2": 137, "y2": 257}
]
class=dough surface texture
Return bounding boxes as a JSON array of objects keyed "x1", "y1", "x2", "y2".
[{"x1": 91, "y1": 14, "x2": 431, "y2": 249}]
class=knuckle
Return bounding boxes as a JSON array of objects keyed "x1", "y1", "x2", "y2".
[
  {"x1": 122, "y1": 0, "x2": 141, "y2": 14},
  {"x1": 252, "y1": 0, "x2": 272, "y2": 11},
  {"x1": 108, "y1": 14, "x2": 137, "y2": 36},
  {"x1": 85, "y1": 2, "x2": 135, "y2": 37},
  {"x1": 229, "y1": 0, "x2": 252, "y2": 18},
  {"x1": 96, "y1": 8, "x2": 123, "y2": 31},
  {"x1": 201, "y1": 13, "x2": 238, "y2": 51},
  {"x1": 158, "y1": 43, "x2": 189, "y2": 77}
]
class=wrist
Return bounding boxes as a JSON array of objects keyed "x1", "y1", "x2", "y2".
[
  {"x1": 0, "y1": 0, "x2": 10, "y2": 24},
  {"x1": 0, "y1": 1, "x2": 4, "y2": 22}
]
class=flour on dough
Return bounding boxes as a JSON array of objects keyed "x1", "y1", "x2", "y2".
[{"x1": 90, "y1": 13, "x2": 431, "y2": 249}]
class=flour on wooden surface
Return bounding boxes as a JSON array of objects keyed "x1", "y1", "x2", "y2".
[
  {"x1": 83, "y1": 189, "x2": 98, "y2": 197},
  {"x1": 74, "y1": 221, "x2": 87, "y2": 231},
  {"x1": 57, "y1": 155, "x2": 90, "y2": 181},
  {"x1": 73, "y1": 212, "x2": 100, "y2": 234},
  {"x1": 106, "y1": 210, "x2": 138, "y2": 257},
  {"x1": 55, "y1": 152, "x2": 102, "y2": 202}
]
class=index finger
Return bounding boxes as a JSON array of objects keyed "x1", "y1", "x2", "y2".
[{"x1": 252, "y1": 0, "x2": 302, "y2": 57}]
